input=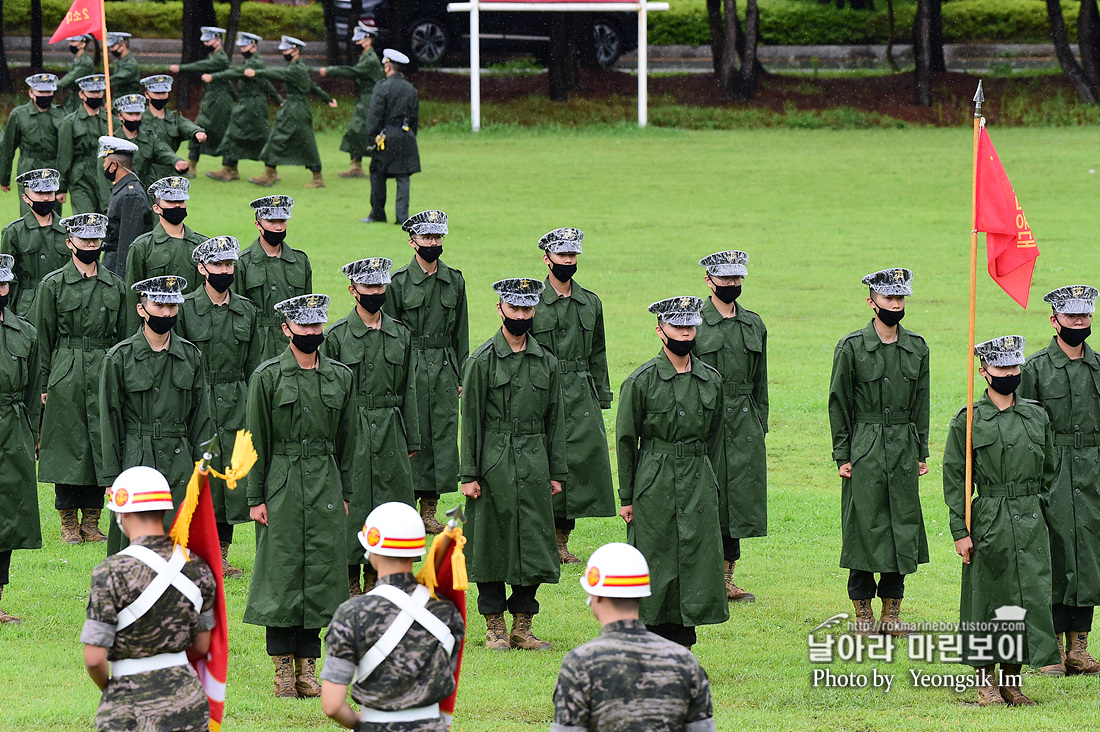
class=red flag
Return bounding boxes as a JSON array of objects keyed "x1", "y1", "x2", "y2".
[
  {"x1": 975, "y1": 121, "x2": 1039, "y2": 308},
  {"x1": 49, "y1": 0, "x2": 104, "y2": 44},
  {"x1": 430, "y1": 539, "x2": 465, "y2": 728}
]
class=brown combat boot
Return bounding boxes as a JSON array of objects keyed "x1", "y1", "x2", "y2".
[
  {"x1": 59, "y1": 509, "x2": 82, "y2": 544},
  {"x1": 206, "y1": 165, "x2": 239, "y2": 182},
  {"x1": 79, "y1": 509, "x2": 107, "y2": 543},
  {"x1": 851, "y1": 598, "x2": 876, "y2": 636},
  {"x1": 349, "y1": 574, "x2": 363, "y2": 598},
  {"x1": 510, "y1": 612, "x2": 551, "y2": 651},
  {"x1": 220, "y1": 541, "x2": 244, "y2": 578},
  {"x1": 420, "y1": 498, "x2": 445, "y2": 535},
  {"x1": 249, "y1": 166, "x2": 278, "y2": 187},
  {"x1": 1066, "y1": 631, "x2": 1100, "y2": 675},
  {"x1": 0, "y1": 586, "x2": 21, "y2": 624},
  {"x1": 185, "y1": 159, "x2": 198, "y2": 179},
  {"x1": 1040, "y1": 633, "x2": 1067, "y2": 676},
  {"x1": 304, "y1": 171, "x2": 325, "y2": 189},
  {"x1": 998, "y1": 663, "x2": 1035, "y2": 706},
  {"x1": 878, "y1": 598, "x2": 914, "y2": 637},
  {"x1": 556, "y1": 528, "x2": 582, "y2": 565},
  {"x1": 338, "y1": 160, "x2": 365, "y2": 178},
  {"x1": 975, "y1": 665, "x2": 1006, "y2": 706},
  {"x1": 271, "y1": 654, "x2": 297, "y2": 697},
  {"x1": 294, "y1": 658, "x2": 321, "y2": 697},
  {"x1": 724, "y1": 560, "x2": 755, "y2": 602},
  {"x1": 483, "y1": 613, "x2": 510, "y2": 651}
]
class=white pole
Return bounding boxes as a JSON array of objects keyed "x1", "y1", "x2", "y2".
[
  {"x1": 637, "y1": 2, "x2": 647, "y2": 127},
  {"x1": 471, "y1": 1, "x2": 481, "y2": 132}
]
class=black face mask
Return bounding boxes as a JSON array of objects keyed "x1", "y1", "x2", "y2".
[
  {"x1": 69, "y1": 45, "x2": 81, "y2": 55},
  {"x1": 416, "y1": 245, "x2": 443, "y2": 263},
  {"x1": 144, "y1": 313, "x2": 177, "y2": 335},
  {"x1": 291, "y1": 332, "x2": 324, "y2": 354},
  {"x1": 30, "y1": 199, "x2": 55, "y2": 217},
  {"x1": 502, "y1": 315, "x2": 533, "y2": 337},
  {"x1": 714, "y1": 284, "x2": 742, "y2": 304},
  {"x1": 0, "y1": 294, "x2": 8, "y2": 311},
  {"x1": 875, "y1": 306, "x2": 905, "y2": 328},
  {"x1": 358, "y1": 292, "x2": 387, "y2": 313},
  {"x1": 73, "y1": 246, "x2": 101, "y2": 264},
  {"x1": 260, "y1": 226, "x2": 287, "y2": 246},
  {"x1": 122, "y1": 118, "x2": 142, "y2": 132},
  {"x1": 103, "y1": 164, "x2": 117, "y2": 182},
  {"x1": 35, "y1": 95, "x2": 53, "y2": 110},
  {"x1": 549, "y1": 262, "x2": 577, "y2": 282},
  {"x1": 159, "y1": 207, "x2": 188, "y2": 225},
  {"x1": 283, "y1": 52, "x2": 294, "y2": 62},
  {"x1": 148, "y1": 97, "x2": 168, "y2": 110},
  {"x1": 986, "y1": 373, "x2": 1021, "y2": 396},
  {"x1": 111, "y1": 49, "x2": 122, "y2": 58},
  {"x1": 1059, "y1": 324, "x2": 1091, "y2": 348},
  {"x1": 205, "y1": 44, "x2": 216, "y2": 55},
  {"x1": 663, "y1": 335, "x2": 696, "y2": 357},
  {"x1": 206, "y1": 272, "x2": 234, "y2": 293},
  {"x1": 85, "y1": 96, "x2": 104, "y2": 110},
  {"x1": 241, "y1": 50, "x2": 254, "y2": 59}
]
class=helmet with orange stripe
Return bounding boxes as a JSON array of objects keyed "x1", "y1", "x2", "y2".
[
  {"x1": 581, "y1": 543, "x2": 652, "y2": 599},
  {"x1": 358, "y1": 502, "x2": 427, "y2": 558},
  {"x1": 108, "y1": 466, "x2": 175, "y2": 513}
]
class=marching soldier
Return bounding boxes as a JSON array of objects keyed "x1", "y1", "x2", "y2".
[
  {"x1": 460, "y1": 277, "x2": 566, "y2": 651},
  {"x1": 696, "y1": 250, "x2": 768, "y2": 602},
  {"x1": 322, "y1": 258, "x2": 419, "y2": 598},
  {"x1": 37, "y1": 213, "x2": 126, "y2": 545},
  {"x1": 530, "y1": 228, "x2": 614, "y2": 565},
  {"x1": 100, "y1": 274, "x2": 214, "y2": 554},
  {"x1": 56, "y1": 74, "x2": 110, "y2": 214},
  {"x1": 237, "y1": 195, "x2": 313, "y2": 362},
  {"x1": 243, "y1": 35, "x2": 337, "y2": 189},
  {"x1": 616, "y1": 296, "x2": 728, "y2": 648},
  {"x1": 1, "y1": 169, "x2": 69, "y2": 322},
  {"x1": 205, "y1": 32, "x2": 284, "y2": 183},
  {"x1": 1020, "y1": 286, "x2": 1100, "y2": 676},
  {"x1": 100, "y1": 136, "x2": 154, "y2": 278},
  {"x1": 943, "y1": 335, "x2": 1060, "y2": 705},
  {"x1": 553, "y1": 543, "x2": 717, "y2": 732},
  {"x1": 363, "y1": 49, "x2": 419, "y2": 224},
  {"x1": 383, "y1": 210, "x2": 467, "y2": 534},
  {"x1": 320, "y1": 502, "x2": 464, "y2": 729},
  {"x1": 123, "y1": 176, "x2": 205, "y2": 330},
  {"x1": 107, "y1": 32, "x2": 141, "y2": 98},
  {"x1": 112, "y1": 94, "x2": 188, "y2": 186},
  {"x1": 0, "y1": 254, "x2": 41, "y2": 625},
  {"x1": 81, "y1": 466, "x2": 216, "y2": 732},
  {"x1": 828, "y1": 268, "x2": 930, "y2": 635},
  {"x1": 1, "y1": 74, "x2": 65, "y2": 217},
  {"x1": 176, "y1": 236, "x2": 261, "y2": 578},
  {"x1": 140, "y1": 75, "x2": 207, "y2": 182},
  {"x1": 168, "y1": 27, "x2": 233, "y2": 178},
  {"x1": 319, "y1": 23, "x2": 384, "y2": 179},
  {"x1": 245, "y1": 293, "x2": 356, "y2": 698},
  {"x1": 57, "y1": 35, "x2": 96, "y2": 115}
]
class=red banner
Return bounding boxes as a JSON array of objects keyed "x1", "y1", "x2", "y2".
[
  {"x1": 432, "y1": 539, "x2": 466, "y2": 727},
  {"x1": 49, "y1": 0, "x2": 104, "y2": 44}
]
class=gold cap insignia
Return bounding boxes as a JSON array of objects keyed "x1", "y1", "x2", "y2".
[
  {"x1": 171, "y1": 178, "x2": 180, "y2": 187},
  {"x1": 679, "y1": 297, "x2": 691, "y2": 309},
  {"x1": 563, "y1": 229, "x2": 574, "y2": 239},
  {"x1": 1004, "y1": 336, "x2": 1016, "y2": 349},
  {"x1": 520, "y1": 279, "x2": 530, "y2": 290},
  {"x1": 41, "y1": 170, "x2": 50, "y2": 178},
  {"x1": 307, "y1": 295, "x2": 319, "y2": 308},
  {"x1": 1073, "y1": 286, "x2": 1085, "y2": 298},
  {"x1": 428, "y1": 211, "x2": 438, "y2": 222},
  {"x1": 894, "y1": 269, "x2": 905, "y2": 282},
  {"x1": 166, "y1": 277, "x2": 178, "y2": 288},
  {"x1": 727, "y1": 251, "x2": 737, "y2": 262}
]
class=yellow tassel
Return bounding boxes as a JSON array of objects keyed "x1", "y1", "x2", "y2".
[
  {"x1": 208, "y1": 430, "x2": 258, "y2": 491},
  {"x1": 449, "y1": 529, "x2": 468, "y2": 591},
  {"x1": 417, "y1": 542, "x2": 440, "y2": 599},
  {"x1": 169, "y1": 461, "x2": 204, "y2": 551},
  {"x1": 416, "y1": 525, "x2": 468, "y2": 599}
]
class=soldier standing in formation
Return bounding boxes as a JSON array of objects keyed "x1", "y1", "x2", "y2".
[
  {"x1": 322, "y1": 257, "x2": 419, "y2": 598},
  {"x1": 112, "y1": 94, "x2": 188, "y2": 186},
  {"x1": 383, "y1": 210, "x2": 467, "y2": 534},
  {"x1": 245, "y1": 293, "x2": 356, "y2": 698},
  {"x1": 100, "y1": 274, "x2": 214, "y2": 554},
  {"x1": 169, "y1": 26, "x2": 233, "y2": 179},
  {"x1": 696, "y1": 251, "x2": 768, "y2": 603},
  {"x1": 244, "y1": 35, "x2": 337, "y2": 189},
  {"x1": 321, "y1": 502, "x2": 464, "y2": 729},
  {"x1": 0, "y1": 254, "x2": 40, "y2": 625},
  {"x1": 176, "y1": 235, "x2": 261, "y2": 579},
  {"x1": 1, "y1": 74, "x2": 65, "y2": 217},
  {"x1": 140, "y1": 75, "x2": 208, "y2": 183},
  {"x1": 2, "y1": 169, "x2": 69, "y2": 322},
  {"x1": 100, "y1": 136, "x2": 153, "y2": 278},
  {"x1": 319, "y1": 23, "x2": 384, "y2": 180},
  {"x1": 828, "y1": 269, "x2": 930, "y2": 635},
  {"x1": 1020, "y1": 286, "x2": 1100, "y2": 676},
  {"x1": 81, "y1": 466, "x2": 216, "y2": 732},
  {"x1": 237, "y1": 195, "x2": 313, "y2": 362},
  {"x1": 461, "y1": 277, "x2": 566, "y2": 651},
  {"x1": 205, "y1": 32, "x2": 284, "y2": 183},
  {"x1": 107, "y1": 32, "x2": 141, "y2": 98},
  {"x1": 57, "y1": 35, "x2": 96, "y2": 115},
  {"x1": 552, "y1": 543, "x2": 717, "y2": 732},
  {"x1": 56, "y1": 74, "x2": 109, "y2": 215},
  {"x1": 363, "y1": 49, "x2": 419, "y2": 224},
  {"x1": 37, "y1": 213, "x2": 126, "y2": 545},
  {"x1": 943, "y1": 335, "x2": 1060, "y2": 706},
  {"x1": 616, "y1": 296, "x2": 728, "y2": 649},
  {"x1": 530, "y1": 228, "x2": 614, "y2": 565}
]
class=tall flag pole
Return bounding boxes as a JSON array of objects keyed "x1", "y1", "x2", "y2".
[
  {"x1": 99, "y1": 0, "x2": 114, "y2": 135},
  {"x1": 48, "y1": 0, "x2": 113, "y2": 134},
  {"x1": 964, "y1": 81, "x2": 983, "y2": 534}
]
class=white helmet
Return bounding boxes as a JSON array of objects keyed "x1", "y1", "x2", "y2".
[
  {"x1": 108, "y1": 466, "x2": 174, "y2": 513},
  {"x1": 580, "y1": 543, "x2": 652, "y2": 598},
  {"x1": 358, "y1": 502, "x2": 426, "y2": 558}
]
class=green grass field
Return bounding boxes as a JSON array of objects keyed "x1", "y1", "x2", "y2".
[{"x1": 2, "y1": 125, "x2": 1099, "y2": 730}]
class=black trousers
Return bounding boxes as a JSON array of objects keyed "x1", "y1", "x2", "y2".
[
  {"x1": 647, "y1": 623, "x2": 697, "y2": 647},
  {"x1": 722, "y1": 535, "x2": 741, "y2": 562},
  {"x1": 847, "y1": 570, "x2": 905, "y2": 600},
  {"x1": 1053, "y1": 603, "x2": 1096, "y2": 633},
  {"x1": 369, "y1": 172, "x2": 410, "y2": 223},
  {"x1": 54, "y1": 484, "x2": 103, "y2": 510},
  {"x1": 554, "y1": 518, "x2": 575, "y2": 532},
  {"x1": 266, "y1": 626, "x2": 322, "y2": 658},
  {"x1": 0, "y1": 550, "x2": 11, "y2": 585},
  {"x1": 476, "y1": 582, "x2": 540, "y2": 615},
  {"x1": 216, "y1": 522, "x2": 233, "y2": 544}
]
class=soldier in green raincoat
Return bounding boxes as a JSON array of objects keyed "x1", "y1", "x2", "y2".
[
  {"x1": 2, "y1": 169, "x2": 69, "y2": 322},
  {"x1": 460, "y1": 278, "x2": 566, "y2": 651},
  {"x1": 107, "y1": 32, "x2": 141, "y2": 98},
  {"x1": 617, "y1": 295, "x2": 728, "y2": 649},
  {"x1": 237, "y1": 195, "x2": 313, "y2": 362},
  {"x1": 111, "y1": 94, "x2": 189, "y2": 188},
  {"x1": 245, "y1": 293, "x2": 356, "y2": 699},
  {"x1": 383, "y1": 210, "x2": 467, "y2": 533},
  {"x1": 319, "y1": 23, "x2": 384, "y2": 179},
  {"x1": 321, "y1": 257, "x2": 419, "y2": 598},
  {"x1": 530, "y1": 228, "x2": 614, "y2": 566},
  {"x1": 1020, "y1": 285, "x2": 1100, "y2": 676},
  {"x1": 1, "y1": 75, "x2": 65, "y2": 217},
  {"x1": 57, "y1": 35, "x2": 96, "y2": 115},
  {"x1": 944, "y1": 335, "x2": 1060, "y2": 707},
  {"x1": 0, "y1": 254, "x2": 41, "y2": 625},
  {"x1": 176, "y1": 235, "x2": 261, "y2": 579},
  {"x1": 244, "y1": 35, "x2": 336, "y2": 189},
  {"x1": 696, "y1": 250, "x2": 768, "y2": 603},
  {"x1": 363, "y1": 49, "x2": 420, "y2": 224},
  {"x1": 205, "y1": 33, "x2": 283, "y2": 182},
  {"x1": 140, "y1": 75, "x2": 207, "y2": 183},
  {"x1": 828, "y1": 268, "x2": 929, "y2": 636},
  {"x1": 169, "y1": 27, "x2": 233, "y2": 178},
  {"x1": 99, "y1": 274, "x2": 214, "y2": 555},
  {"x1": 37, "y1": 213, "x2": 126, "y2": 546},
  {"x1": 56, "y1": 74, "x2": 110, "y2": 214}
]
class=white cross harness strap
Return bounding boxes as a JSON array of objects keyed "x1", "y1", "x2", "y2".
[
  {"x1": 354, "y1": 583, "x2": 456, "y2": 684},
  {"x1": 115, "y1": 543, "x2": 203, "y2": 631}
]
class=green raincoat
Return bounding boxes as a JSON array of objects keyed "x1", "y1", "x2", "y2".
[
  {"x1": 0, "y1": 311, "x2": 41, "y2": 555},
  {"x1": 125, "y1": 127, "x2": 184, "y2": 190},
  {"x1": 252, "y1": 59, "x2": 333, "y2": 169},
  {"x1": 142, "y1": 109, "x2": 203, "y2": 181},
  {"x1": 110, "y1": 53, "x2": 141, "y2": 98},
  {"x1": 176, "y1": 49, "x2": 234, "y2": 158},
  {"x1": 1, "y1": 212, "x2": 70, "y2": 321},
  {"x1": 56, "y1": 106, "x2": 110, "y2": 214},
  {"x1": 57, "y1": 52, "x2": 95, "y2": 114},
  {"x1": 1, "y1": 102, "x2": 65, "y2": 216},
  {"x1": 211, "y1": 54, "x2": 283, "y2": 163},
  {"x1": 235, "y1": 239, "x2": 313, "y2": 363},
  {"x1": 324, "y1": 49, "x2": 384, "y2": 159},
  {"x1": 124, "y1": 221, "x2": 206, "y2": 332}
]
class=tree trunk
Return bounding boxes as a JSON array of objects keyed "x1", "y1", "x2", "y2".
[
  {"x1": 0, "y1": 0, "x2": 12, "y2": 93},
  {"x1": 1048, "y1": 0, "x2": 1099, "y2": 102},
  {"x1": 736, "y1": 0, "x2": 760, "y2": 99},
  {"x1": 929, "y1": 0, "x2": 945, "y2": 72},
  {"x1": 548, "y1": 14, "x2": 579, "y2": 101},
  {"x1": 180, "y1": 0, "x2": 218, "y2": 108},
  {"x1": 705, "y1": 0, "x2": 727, "y2": 76},
  {"x1": 225, "y1": 0, "x2": 244, "y2": 61},
  {"x1": 31, "y1": 0, "x2": 44, "y2": 71},
  {"x1": 717, "y1": 0, "x2": 740, "y2": 94},
  {"x1": 391, "y1": 0, "x2": 415, "y2": 71},
  {"x1": 885, "y1": 0, "x2": 898, "y2": 71},
  {"x1": 346, "y1": 0, "x2": 364, "y2": 64},
  {"x1": 1078, "y1": 0, "x2": 1100, "y2": 88},
  {"x1": 322, "y1": 0, "x2": 341, "y2": 65},
  {"x1": 913, "y1": 0, "x2": 932, "y2": 106}
]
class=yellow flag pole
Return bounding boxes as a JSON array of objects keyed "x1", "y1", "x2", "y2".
[
  {"x1": 99, "y1": 0, "x2": 113, "y2": 135},
  {"x1": 965, "y1": 80, "x2": 984, "y2": 536}
]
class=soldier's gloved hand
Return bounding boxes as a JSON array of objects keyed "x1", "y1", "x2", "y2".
[
  {"x1": 619, "y1": 505, "x2": 633, "y2": 524},
  {"x1": 838, "y1": 462, "x2": 852, "y2": 478},
  {"x1": 918, "y1": 461, "x2": 929, "y2": 476},
  {"x1": 460, "y1": 481, "x2": 481, "y2": 499},
  {"x1": 550, "y1": 480, "x2": 562, "y2": 496},
  {"x1": 955, "y1": 535, "x2": 973, "y2": 564}
]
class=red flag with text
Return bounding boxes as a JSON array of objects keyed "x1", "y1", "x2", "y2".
[
  {"x1": 49, "y1": 0, "x2": 104, "y2": 44},
  {"x1": 974, "y1": 121, "x2": 1039, "y2": 308}
]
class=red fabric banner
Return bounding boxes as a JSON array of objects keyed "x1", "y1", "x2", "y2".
[
  {"x1": 432, "y1": 541, "x2": 466, "y2": 727},
  {"x1": 49, "y1": 0, "x2": 104, "y2": 44}
]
